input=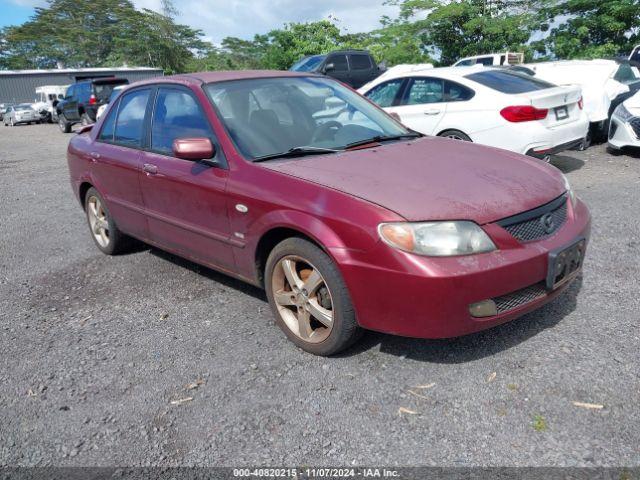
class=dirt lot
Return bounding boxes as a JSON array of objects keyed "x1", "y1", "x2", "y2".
[{"x1": 0, "y1": 123, "x2": 639, "y2": 467}]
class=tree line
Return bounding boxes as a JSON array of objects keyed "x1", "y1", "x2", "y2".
[{"x1": 0, "y1": 0, "x2": 638, "y2": 74}]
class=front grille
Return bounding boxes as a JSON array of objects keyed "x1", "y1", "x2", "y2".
[
  {"x1": 498, "y1": 195, "x2": 567, "y2": 242},
  {"x1": 630, "y1": 117, "x2": 640, "y2": 139},
  {"x1": 494, "y1": 282, "x2": 547, "y2": 314}
]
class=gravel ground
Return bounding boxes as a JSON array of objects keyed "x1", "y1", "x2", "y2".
[{"x1": 0, "y1": 123, "x2": 639, "y2": 468}]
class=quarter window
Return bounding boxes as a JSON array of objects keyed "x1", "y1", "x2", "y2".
[
  {"x1": 151, "y1": 88, "x2": 213, "y2": 155},
  {"x1": 114, "y1": 89, "x2": 150, "y2": 147},
  {"x1": 445, "y1": 80, "x2": 475, "y2": 102},
  {"x1": 98, "y1": 100, "x2": 119, "y2": 142},
  {"x1": 405, "y1": 78, "x2": 444, "y2": 105},
  {"x1": 365, "y1": 79, "x2": 404, "y2": 108}
]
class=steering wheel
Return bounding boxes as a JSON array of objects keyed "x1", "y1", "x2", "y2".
[{"x1": 311, "y1": 121, "x2": 343, "y2": 143}]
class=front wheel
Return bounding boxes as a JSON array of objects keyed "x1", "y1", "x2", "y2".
[
  {"x1": 438, "y1": 129, "x2": 472, "y2": 142},
  {"x1": 84, "y1": 187, "x2": 131, "y2": 255},
  {"x1": 265, "y1": 238, "x2": 361, "y2": 356}
]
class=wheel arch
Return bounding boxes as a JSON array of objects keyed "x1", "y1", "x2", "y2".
[
  {"x1": 78, "y1": 181, "x2": 94, "y2": 209},
  {"x1": 436, "y1": 127, "x2": 472, "y2": 139}
]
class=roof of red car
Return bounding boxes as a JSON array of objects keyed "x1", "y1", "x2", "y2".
[{"x1": 134, "y1": 70, "x2": 319, "y2": 87}]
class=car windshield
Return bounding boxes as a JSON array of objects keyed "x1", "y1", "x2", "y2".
[
  {"x1": 466, "y1": 70, "x2": 555, "y2": 93},
  {"x1": 15, "y1": 105, "x2": 33, "y2": 111},
  {"x1": 205, "y1": 76, "x2": 411, "y2": 160},
  {"x1": 290, "y1": 55, "x2": 326, "y2": 72}
]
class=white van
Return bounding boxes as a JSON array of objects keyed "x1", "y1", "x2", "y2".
[
  {"x1": 32, "y1": 85, "x2": 68, "y2": 123},
  {"x1": 453, "y1": 52, "x2": 524, "y2": 67}
]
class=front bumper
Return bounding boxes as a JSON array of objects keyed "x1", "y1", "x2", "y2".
[
  {"x1": 332, "y1": 198, "x2": 591, "y2": 338},
  {"x1": 608, "y1": 114, "x2": 640, "y2": 149}
]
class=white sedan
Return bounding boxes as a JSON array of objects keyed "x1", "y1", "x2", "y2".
[
  {"x1": 358, "y1": 65, "x2": 590, "y2": 159},
  {"x1": 608, "y1": 90, "x2": 640, "y2": 151}
]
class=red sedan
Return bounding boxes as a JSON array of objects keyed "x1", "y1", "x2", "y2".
[{"x1": 67, "y1": 71, "x2": 591, "y2": 356}]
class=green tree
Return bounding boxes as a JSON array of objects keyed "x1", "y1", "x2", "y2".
[{"x1": 538, "y1": 0, "x2": 640, "y2": 59}]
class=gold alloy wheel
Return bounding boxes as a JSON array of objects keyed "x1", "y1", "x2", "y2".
[
  {"x1": 87, "y1": 195, "x2": 110, "y2": 248},
  {"x1": 271, "y1": 255, "x2": 334, "y2": 343}
]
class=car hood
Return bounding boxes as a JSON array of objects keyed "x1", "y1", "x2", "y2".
[{"x1": 261, "y1": 137, "x2": 566, "y2": 224}]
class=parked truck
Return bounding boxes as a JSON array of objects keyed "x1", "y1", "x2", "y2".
[{"x1": 289, "y1": 50, "x2": 385, "y2": 89}]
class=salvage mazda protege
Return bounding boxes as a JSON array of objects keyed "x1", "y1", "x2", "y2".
[{"x1": 67, "y1": 71, "x2": 591, "y2": 355}]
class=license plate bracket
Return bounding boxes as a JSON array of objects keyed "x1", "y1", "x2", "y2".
[
  {"x1": 546, "y1": 237, "x2": 585, "y2": 290},
  {"x1": 555, "y1": 106, "x2": 569, "y2": 120}
]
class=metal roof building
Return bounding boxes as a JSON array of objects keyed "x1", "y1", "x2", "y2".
[{"x1": 0, "y1": 67, "x2": 163, "y2": 103}]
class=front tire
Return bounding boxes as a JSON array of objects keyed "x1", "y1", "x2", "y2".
[
  {"x1": 438, "y1": 129, "x2": 472, "y2": 142},
  {"x1": 265, "y1": 238, "x2": 361, "y2": 356},
  {"x1": 58, "y1": 113, "x2": 71, "y2": 133},
  {"x1": 84, "y1": 187, "x2": 131, "y2": 255}
]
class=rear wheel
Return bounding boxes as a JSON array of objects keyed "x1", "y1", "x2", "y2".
[
  {"x1": 438, "y1": 129, "x2": 472, "y2": 142},
  {"x1": 84, "y1": 187, "x2": 131, "y2": 255},
  {"x1": 265, "y1": 238, "x2": 361, "y2": 356},
  {"x1": 58, "y1": 114, "x2": 71, "y2": 133}
]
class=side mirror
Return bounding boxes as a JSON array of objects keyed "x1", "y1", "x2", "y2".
[
  {"x1": 324, "y1": 63, "x2": 335, "y2": 73},
  {"x1": 172, "y1": 137, "x2": 215, "y2": 161}
]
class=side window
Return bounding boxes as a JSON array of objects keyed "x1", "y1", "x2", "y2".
[
  {"x1": 477, "y1": 57, "x2": 494, "y2": 66},
  {"x1": 78, "y1": 83, "x2": 90, "y2": 101},
  {"x1": 444, "y1": 80, "x2": 475, "y2": 102},
  {"x1": 66, "y1": 85, "x2": 75, "y2": 99},
  {"x1": 404, "y1": 78, "x2": 444, "y2": 105},
  {"x1": 98, "y1": 99, "x2": 119, "y2": 142},
  {"x1": 350, "y1": 54, "x2": 372, "y2": 70},
  {"x1": 365, "y1": 79, "x2": 404, "y2": 108},
  {"x1": 151, "y1": 88, "x2": 213, "y2": 155},
  {"x1": 114, "y1": 89, "x2": 150, "y2": 147},
  {"x1": 329, "y1": 55, "x2": 348, "y2": 72}
]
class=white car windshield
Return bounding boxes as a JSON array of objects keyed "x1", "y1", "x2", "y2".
[{"x1": 205, "y1": 76, "x2": 412, "y2": 160}]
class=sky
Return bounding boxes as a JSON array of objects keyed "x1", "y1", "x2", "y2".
[{"x1": 0, "y1": 0, "x2": 399, "y2": 44}]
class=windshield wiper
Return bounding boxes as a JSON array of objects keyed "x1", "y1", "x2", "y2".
[
  {"x1": 253, "y1": 146, "x2": 340, "y2": 162},
  {"x1": 343, "y1": 133, "x2": 422, "y2": 150}
]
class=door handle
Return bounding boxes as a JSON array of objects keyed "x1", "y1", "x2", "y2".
[
  {"x1": 143, "y1": 163, "x2": 158, "y2": 175},
  {"x1": 424, "y1": 109, "x2": 441, "y2": 115}
]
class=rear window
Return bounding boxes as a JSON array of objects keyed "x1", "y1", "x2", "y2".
[
  {"x1": 466, "y1": 70, "x2": 555, "y2": 94},
  {"x1": 93, "y1": 80, "x2": 128, "y2": 102}
]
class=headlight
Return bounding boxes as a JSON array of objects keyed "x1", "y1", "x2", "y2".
[
  {"x1": 614, "y1": 103, "x2": 633, "y2": 122},
  {"x1": 561, "y1": 173, "x2": 576, "y2": 207},
  {"x1": 378, "y1": 221, "x2": 496, "y2": 257}
]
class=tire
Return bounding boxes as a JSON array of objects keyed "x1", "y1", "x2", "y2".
[
  {"x1": 265, "y1": 237, "x2": 361, "y2": 356},
  {"x1": 438, "y1": 129, "x2": 472, "y2": 142},
  {"x1": 606, "y1": 145, "x2": 622, "y2": 156},
  {"x1": 84, "y1": 187, "x2": 131, "y2": 255},
  {"x1": 58, "y1": 113, "x2": 71, "y2": 133},
  {"x1": 80, "y1": 113, "x2": 92, "y2": 126},
  {"x1": 9, "y1": 118, "x2": 14, "y2": 127}
]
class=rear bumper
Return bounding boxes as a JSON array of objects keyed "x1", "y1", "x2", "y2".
[
  {"x1": 526, "y1": 137, "x2": 584, "y2": 158},
  {"x1": 331, "y1": 198, "x2": 591, "y2": 339}
]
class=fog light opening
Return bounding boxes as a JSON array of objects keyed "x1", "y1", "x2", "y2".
[{"x1": 469, "y1": 299, "x2": 498, "y2": 318}]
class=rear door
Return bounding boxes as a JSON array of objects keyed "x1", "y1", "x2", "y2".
[
  {"x1": 324, "y1": 54, "x2": 351, "y2": 86},
  {"x1": 138, "y1": 86, "x2": 234, "y2": 270},
  {"x1": 386, "y1": 77, "x2": 447, "y2": 134},
  {"x1": 349, "y1": 53, "x2": 375, "y2": 89},
  {"x1": 90, "y1": 87, "x2": 151, "y2": 239}
]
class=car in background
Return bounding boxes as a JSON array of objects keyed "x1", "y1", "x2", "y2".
[
  {"x1": 32, "y1": 85, "x2": 68, "y2": 123},
  {"x1": 359, "y1": 65, "x2": 589, "y2": 160},
  {"x1": 3, "y1": 104, "x2": 41, "y2": 126},
  {"x1": 525, "y1": 60, "x2": 640, "y2": 142},
  {"x1": 290, "y1": 50, "x2": 384, "y2": 89},
  {"x1": 67, "y1": 71, "x2": 591, "y2": 355},
  {"x1": 0, "y1": 103, "x2": 15, "y2": 121},
  {"x1": 454, "y1": 52, "x2": 524, "y2": 67},
  {"x1": 96, "y1": 84, "x2": 126, "y2": 120},
  {"x1": 56, "y1": 77, "x2": 129, "y2": 133},
  {"x1": 608, "y1": 90, "x2": 640, "y2": 152}
]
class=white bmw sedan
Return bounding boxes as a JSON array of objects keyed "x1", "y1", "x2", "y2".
[
  {"x1": 608, "y1": 90, "x2": 640, "y2": 151},
  {"x1": 359, "y1": 66, "x2": 590, "y2": 159}
]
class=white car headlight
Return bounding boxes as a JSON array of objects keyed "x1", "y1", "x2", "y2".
[
  {"x1": 379, "y1": 221, "x2": 496, "y2": 257},
  {"x1": 614, "y1": 103, "x2": 634, "y2": 122},
  {"x1": 561, "y1": 173, "x2": 576, "y2": 207}
]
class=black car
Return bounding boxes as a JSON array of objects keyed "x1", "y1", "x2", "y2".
[
  {"x1": 56, "y1": 78, "x2": 128, "y2": 133},
  {"x1": 290, "y1": 50, "x2": 384, "y2": 89}
]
